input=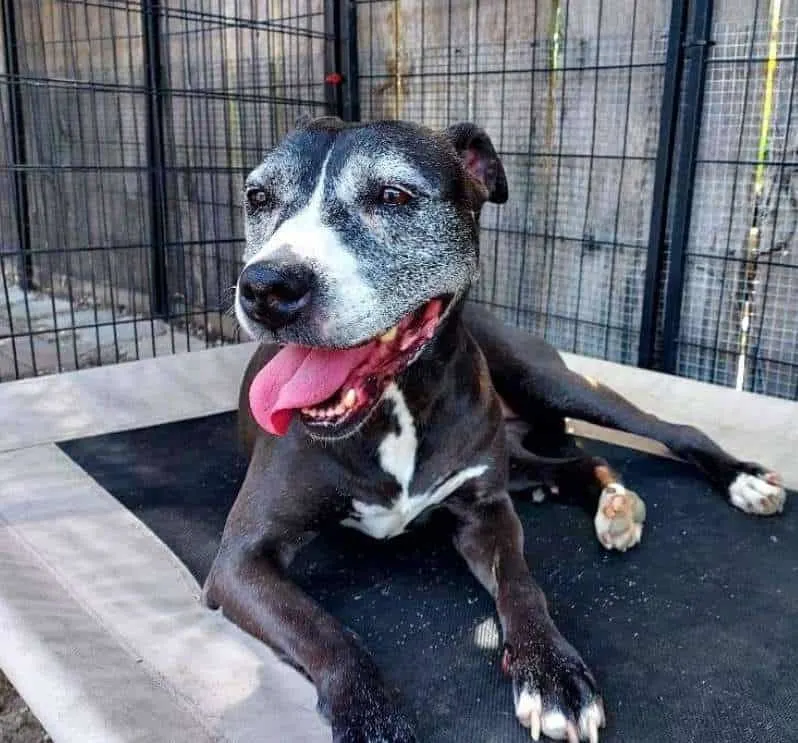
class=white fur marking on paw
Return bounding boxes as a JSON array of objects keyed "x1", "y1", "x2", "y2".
[
  {"x1": 728, "y1": 473, "x2": 786, "y2": 515},
  {"x1": 515, "y1": 687, "x2": 542, "y2": 740},
  {"x1": 516, "y1": 684, "x2": 603, "y2": 741},
  {"x1": 532, "y1": 487, "x2": 547, "y2": 503},
  {"x1": 594, "y1": 484, "x2": 646, "y2": 552},
  {"x1": 540, "y1": 709, "x2": 570, "y2": 740}
]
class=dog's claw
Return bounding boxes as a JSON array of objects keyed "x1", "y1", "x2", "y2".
[
  {"x1": 516, "y1": 688, "x2": 542, "y2": 740},
  {"x1": 579, "y1": 700, "x2": 605, "y2": 743},
  {"x1": 541, "y1": 710, "x2": 569, "y2": 740},
  {"x1": 566, "y1": 721, "x2": 579, "y2": 743}
]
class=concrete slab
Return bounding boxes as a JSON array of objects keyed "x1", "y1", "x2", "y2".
[
  {"x1": 0, "y1": 342, "x2": 256, "y2": 452},
  {"x1": 0, "y1": 445, "x2": 328, "y2": 743}
]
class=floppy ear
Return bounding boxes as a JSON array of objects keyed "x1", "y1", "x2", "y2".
[{"x1": 444, "y1": 122, "x2": 508, "y2": 204}]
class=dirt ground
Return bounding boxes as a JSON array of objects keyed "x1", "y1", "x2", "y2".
[{"x1": 0, "y1": 672, "x2": 50, "y2": 743}]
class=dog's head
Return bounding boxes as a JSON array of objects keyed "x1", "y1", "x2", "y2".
[{"x1": 237, "y1": 116, "x2": 507, "y2": 438}]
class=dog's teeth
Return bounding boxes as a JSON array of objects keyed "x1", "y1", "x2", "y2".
[
  {"x1": 343, "y1": 388, "x2": 357, "y2": 408},
  {"x1": 379, "y1": 326, "x2": 398, "y2": 343}
]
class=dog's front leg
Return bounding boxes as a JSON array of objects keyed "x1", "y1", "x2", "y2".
[
  {"x1": 204, "y1": 454, "x2": 417, "y2": 742},
  {"x1": 447, "y1": 492, "x2": 604, "y2": 742}
]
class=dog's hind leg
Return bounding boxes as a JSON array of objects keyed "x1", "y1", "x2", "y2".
[
  {"x1": 505, "y1": 419, "x2": 646, "y2": 552},
  {"x1": 465, "y1": 303, "x2": 786, "y2": 518}
]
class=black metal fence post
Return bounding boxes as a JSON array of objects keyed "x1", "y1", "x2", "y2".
[
  {"x1": 1, "y1": 0, "x2": 33, "y2": 291},
  {"x1": 324, "y1": 0, "x2": 343, "y2": 117},
  {"x1": 638, "y1": 0, "x2": 690, "y2": 369},
  {"x1": 659, "y1": 0, "x2": 715, "y2": 374},
  {"x1": 141, "y1": 0, "x2": 169, "y2": 319},
  {"x1": 339, "y1": 0, "x2": 360, "y2": 122}
]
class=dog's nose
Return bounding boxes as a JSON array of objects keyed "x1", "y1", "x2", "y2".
[{"x1": 238, "y1": 263, "x2": 313, "y2": 330}]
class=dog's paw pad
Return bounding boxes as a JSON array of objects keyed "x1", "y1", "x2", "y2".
[
  {"x1": 594, "y1": 484, "x2": 646, "y2": 552},
  {"x1": 729, "y1": 471, "x2": 786, "y2": 515}
]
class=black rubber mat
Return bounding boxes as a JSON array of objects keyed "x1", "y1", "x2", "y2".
[{"x1": 59, "y1": 413, "x2": 797, "y2": 743}]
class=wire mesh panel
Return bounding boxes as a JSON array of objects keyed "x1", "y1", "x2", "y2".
[
  {"x1": 355, "y1": 0, "x2": 672, "y2": 366},
  {"x1": 0, "y1": 0, "x2": 329, "y2": 381},
  {"x1": 674, "y1": 0, "x2": 798, "y2": 400},
  {"x1": 158, "y1": 0, "x2": 329, "y2": 344}
]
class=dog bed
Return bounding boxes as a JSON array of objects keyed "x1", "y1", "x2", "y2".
[{"x1": 58, "y1": 411, "x2": 797, "y2": 743}]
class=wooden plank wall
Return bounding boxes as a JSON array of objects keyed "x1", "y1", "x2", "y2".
[
  {"x1": 11, "y1": 1, "x2": 150, "y2": 311},
  {"x1": 5, "y1": 0, "x2": 327, "y2": 320},
  {"x1": 357, "y1": 0, "x2": 670, "y2": 365}
]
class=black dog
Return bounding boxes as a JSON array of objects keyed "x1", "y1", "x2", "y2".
[{"x1": 204, "y1": 116, "x2": 786, "y2": 742}]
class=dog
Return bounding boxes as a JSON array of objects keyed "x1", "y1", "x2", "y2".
[{"x1": 203, "y1": 116, "x2": 787, "y2": 743}]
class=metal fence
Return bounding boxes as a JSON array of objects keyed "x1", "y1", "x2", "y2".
[
  {"x1": 2, "y1": 0, "x2": 798, "y2": 402},
  {"x1": 0, "y1": 0, "x2": 330, "y2": 380}
]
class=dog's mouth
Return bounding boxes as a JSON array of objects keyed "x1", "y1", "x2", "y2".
[{"x1": 249, "y1": 297, "x2": 449, "y2": 438}]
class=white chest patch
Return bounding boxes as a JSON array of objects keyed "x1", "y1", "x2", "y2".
[{"x1": 342, "y1": 384, "x2": 488, "y2": 540}]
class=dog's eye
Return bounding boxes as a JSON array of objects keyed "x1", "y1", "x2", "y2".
[
  {"x1": 246, "y1": 188, "x2": 272, "y2": 210},
  {"x1": 379, "y1": 186, "x2": 412, "y2": 206}
]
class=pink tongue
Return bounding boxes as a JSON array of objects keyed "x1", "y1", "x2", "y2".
[{"x1": 249, "y1": 343, "x2": 375, "y2": 435}]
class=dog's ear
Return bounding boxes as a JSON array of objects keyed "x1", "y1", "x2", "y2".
[{"x1": 443, "y1": 122, "x2": 508, "y2": 204}]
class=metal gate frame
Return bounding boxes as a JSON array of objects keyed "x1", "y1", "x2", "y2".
[{"x1": 638, "y1": 0, "x2": 716, "y2": 375}]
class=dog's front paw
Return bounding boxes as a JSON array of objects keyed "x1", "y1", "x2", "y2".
[
  {"x1": 594, "y1": 483, "x2": 645, "y2": 551},
  {"x1": 728, "y1": 466, "x2": 786, "y2": 516},
  {"x1": 330, "y1": 688, "x2": 418, "y2": 743},
  {"x1": 504, "y1": 629, "x2": 605, "y2": 741}
]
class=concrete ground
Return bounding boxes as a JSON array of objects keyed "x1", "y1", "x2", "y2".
[
  {"x1": 0, "y1": 285, "x2": 209, "y2": 382},
  {"x1": 0, "y1": 284, "x2": 226, "y2": 740}
]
